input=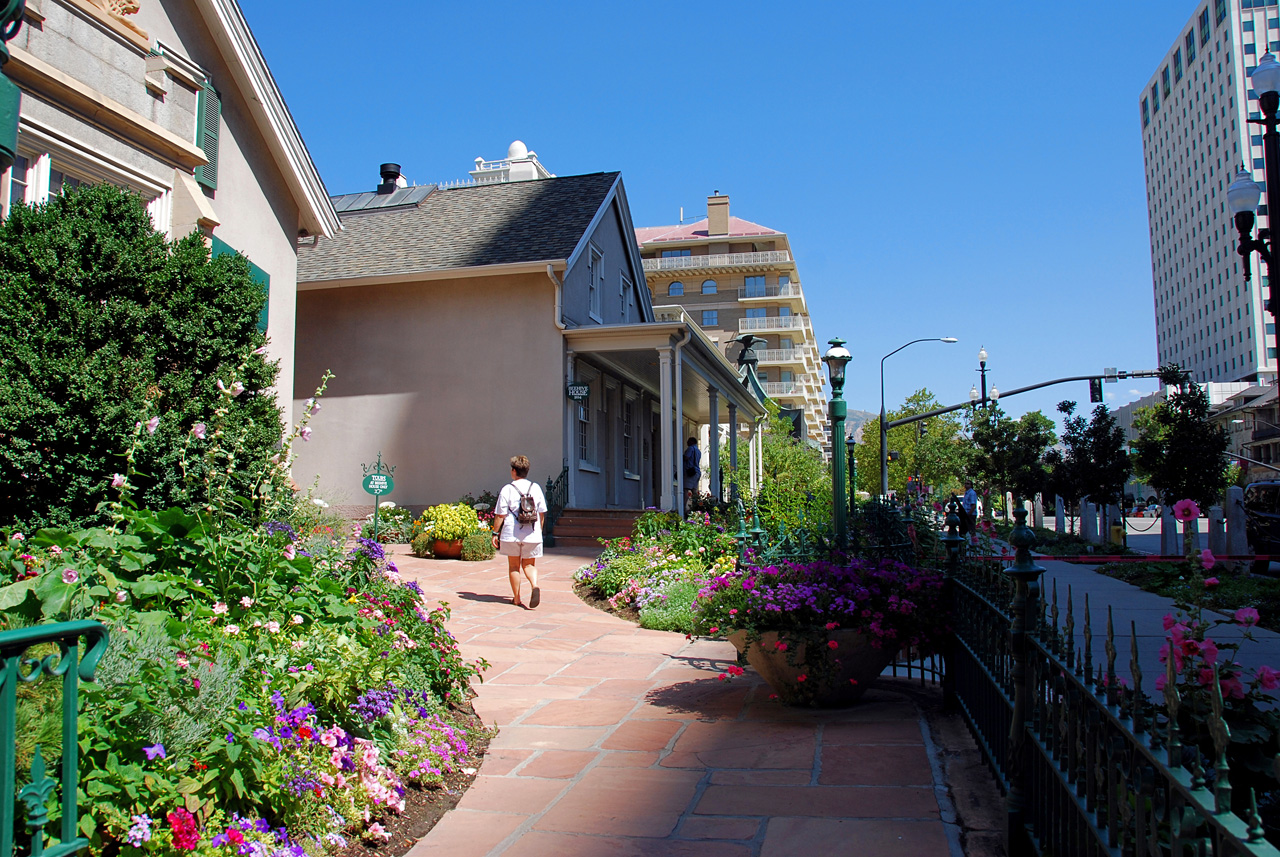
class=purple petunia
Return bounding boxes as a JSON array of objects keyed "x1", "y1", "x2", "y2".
[{"x1": 143, "y1": 743, "x2": 165, "y2": 760}]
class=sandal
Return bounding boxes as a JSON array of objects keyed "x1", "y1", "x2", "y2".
[
  {"x1": 529, "y1": 587, "x2": 541, "y2": 609},
  {"x1": 512, "y1": 597, "x2": 524, "y2": 608}
]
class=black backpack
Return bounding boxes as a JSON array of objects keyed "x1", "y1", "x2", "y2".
[{"x1": 513, "y1": 482, "x2": 539, "y2": 525}]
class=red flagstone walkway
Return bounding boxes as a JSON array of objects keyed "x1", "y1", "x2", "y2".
[{"x1": 396, "y1": 546, "x2": 970, "y2": 857}]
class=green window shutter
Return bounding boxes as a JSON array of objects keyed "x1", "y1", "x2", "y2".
[
  {"x1": 210, "y1": 236, "x2": 271, "y2": 333},
  {"x1": 195, "y1": 83, "x2": 220, "y2": 189}
]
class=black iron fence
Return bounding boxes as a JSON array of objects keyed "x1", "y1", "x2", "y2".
[{"x1": 944, "y1": 503, "x2": 1280, "y2": 856}]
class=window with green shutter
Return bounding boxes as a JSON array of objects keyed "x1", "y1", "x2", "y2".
[
  {"x1": 210, "y1": 236, "x2": 270, "y2": 333},
  {"x1": 195, "y1": 83, "x2": 220, "y2": 189}
]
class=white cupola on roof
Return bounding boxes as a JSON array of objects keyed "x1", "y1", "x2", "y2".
[{"x1": 470, "y1": 139, "x2": 555, "y2": 184}]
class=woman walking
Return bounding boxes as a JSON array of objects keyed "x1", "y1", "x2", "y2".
[{"x1": 490, "y1": 455, "x2": 548, "y2": 608}]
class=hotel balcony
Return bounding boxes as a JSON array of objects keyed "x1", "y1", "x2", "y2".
[
  {"x1": 739, "y1": 315, "x2": 810, "y2": 334},
  {"x1": 738, "y1": 282, "x2": 804, "y2": 302},
  {"x1": 642, "y1": 250, "x2": 792, "y2": 274},
  {"x1": 756, "y1": 348, "x2": 807, "y2": 366},
  {"x1": 762, "y1": 381, "x2": 802, "y2": 397}
]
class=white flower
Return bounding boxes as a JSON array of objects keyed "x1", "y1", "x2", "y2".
[
  {"x1": 115, "y1": 590, "x2": 128, "y2": 603},
  {"x1": 229, "y1": 381, "x2": 245, "y2": 397},
  {"x1": 253, "y1": 344, "x2": 269, "y2": 355},
  {"x1": 299, "y1": 427, "x2": 313, "y2": 442},
  {"x1": 311, "y1": 498, "x2": 327, "y2": 508},
  {"x1": 48, "y1": 546, "x2": 62, "y2": 556},
  {"x1": 224, "y1": 624, "x2": 240, "y2": 636},
  {"x1": 306, "y1": 397, "x2": 320, "y2": 416},
  {"x1": 266, "y1": 620, "x2": 280, "y2": 633},
  {"x1": 379, "y1": 501, "x2": 396, "y2": 509},
  {"x1": 290, "y1": 614, "x2": 304, "y2": 625},
  {"x1": 213, "y1": 602, "x2": 228, "y2": 615},
  {"x1": 291, "y1": 640, "x2": 305, "y2": 650},
  {"x1": 191, "y1": 423, "x2": 207, "y2": 440},
  {"x1": 240, "y1": 596, "x2": 253, "y2": 608},
  {"x1": 10, "y1": 533, "x2": 22, "y2": 542},
  {"x1": 111, "y1": 474, "x2": 126, "y2": 489},
  {"x1": 252, "y1": 619, "x2": 263, "y2": 628},
  {"x1": 145, "y1": 417, "x2": 160, "y2": 435}
]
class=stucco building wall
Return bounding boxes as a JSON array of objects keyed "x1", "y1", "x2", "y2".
[{"x1": 292, "y1": 272, "x2": 565, "y2": 508}]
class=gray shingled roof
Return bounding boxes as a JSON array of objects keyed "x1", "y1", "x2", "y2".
[{"x1": 298, "y1": 172, "x2": 620, "y2": 282}]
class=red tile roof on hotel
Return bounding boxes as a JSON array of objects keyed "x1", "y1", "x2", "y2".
[{"x1": 634, "y1": 216, "x2": 782, "y2": 245}]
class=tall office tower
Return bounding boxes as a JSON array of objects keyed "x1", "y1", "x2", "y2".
[
  {"x1": 1142, "y1": 0, "x2": 1280, "y2": 384},
  {"x1": 635, "y1": 194, "x2": 827, "y2": 451}
]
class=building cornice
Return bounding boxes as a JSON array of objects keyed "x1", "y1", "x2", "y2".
[{"x1": 297, "y1": 259, "x2": 563, "y2": 291}]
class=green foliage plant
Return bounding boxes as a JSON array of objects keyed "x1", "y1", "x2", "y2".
[
  {"x1": 854, "y1": 388, "x2": 971, "y2": 498},
  {"x1": 415, "y1": 503, "x2": 482, "y2": 542},
  {"x1": 0, "y1": 184, "x2": 286, "y2": 531},
  {"x1": 460, "y1": 531, "x2": 496, "y2": 561},
  {"x1": 1132, "y1": 364, "x2": 1231, "y2": 511}
]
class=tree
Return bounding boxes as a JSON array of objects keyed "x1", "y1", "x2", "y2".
[
  {"x1": 721, "y1": 401, "x2": 831, "y2": 534},
  {"x1": 853, "y1": 388, "x2": 972, "y2": 499},
  {"x1": 1044, "y1": 401, "x2": 1087, "y2": 532},
  {"x1": 1131, "y1": 365, "x2": 1229, "y2": 510},
  {"x1": 1045, "y1": 401, "x2": 1130, "y2": 530},
  {"x1": 0, "y1": 184, "x2": 284, "y2": 530},
  {"x1": 970, "y1": 406, "x2": 1057, "y2": 506}
]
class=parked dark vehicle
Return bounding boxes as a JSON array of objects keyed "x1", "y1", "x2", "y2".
[{"x1": 1243, "y1": 481, "x2": 1280, "y2": 574}]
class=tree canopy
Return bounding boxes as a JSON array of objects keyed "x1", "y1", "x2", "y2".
[
  {"x1": 969, "y1": 406, "x2": 1057, "y2": 504},
  {"x1": 0, "y1": 184, "x2": 284, "y2": 529},
  {"x1": 1131, "y1": 365, "x2": 1229, "y2": 508},
  {"x1": 853, "y1": 388, "x2": 972, "y2": 498}
]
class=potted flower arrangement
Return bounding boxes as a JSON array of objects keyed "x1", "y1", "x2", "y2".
[
  {"x1": 414, "y1": 503, "x2": 484, "y2": 559},
  {"x1": 693, "y1": 556, "x2": 946, "y2": 706}
]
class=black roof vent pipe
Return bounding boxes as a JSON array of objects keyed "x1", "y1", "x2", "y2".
[{"x1": 377, "y1": 163, "x2": 401, "y2": 195}]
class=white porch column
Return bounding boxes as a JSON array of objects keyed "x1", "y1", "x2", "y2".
[
  {"x1": 707, "y1": 387, "x2": 720, "y2": 500},
  {"x1": 674, "y1": 343, "x2": 685, "y2": 516},
  {"x1": 565, "y1": 349, "x2": 576, "y2": 509},
  {"x1": 658, "y1": 347, "x2": 674, "y2": 511},
  {"x1": 728, "y1": 403, "x2": 739, "y2": 502}
]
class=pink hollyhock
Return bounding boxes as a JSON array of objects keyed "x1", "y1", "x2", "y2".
[
  {"x1": 1172, "y1": 499, "x2": 1201, "y2": 522},
  {"x1": 191, "y1": 423, "x2": 206, "y2": 440},
  {"x1": 1198, "y1": 668, "x2": 1216, "y2": 686},
  {"x1": 283, "y1": 544, "x2": 296, "y2": 561},
  {"x1": 796, "y1": 674, "x2": 807, "y2": 682},
  {"x1": 1200, "y1": 640, "x2": 1219, "y2": 665},
  {"x1": 111, "y1": 474, "x2": 126, "y2": 489},
  {"x1": 1155, "y1": 674, "x2": 1167, "y2": 692},
  {"x1": 825, "y1": 622, "x2": 839, "y2": 630},
  {"x1": 145, "y1": 416, "x2": 160, "y2": 435},
  {"x1": 1258, "y1": 665, "x2": 1280, "y2": 690},
  {"x1": 61, "y1": 568, "x2": 78, "y2": 585},
  {"x1": 1162, "y1": 614, "x2": 1179, "y2": 630},
  {"x1": 827, "y1": 640, "x2": 839, "y2": 649},
  {"x1": 299, "y1": 426, "x2": 313, "y2": 442},
  {"x1": 1222, "y1": 676, "x2": 1246, "y2": 700},
  {"x1": 1205, "y1": 577, "x2": 1220, "y2": 587},
  {"x1": 1201, "y1": 550, "x2": 1216, "y2": 570},
  {"x1": 1235, "y1": 607, "x2": 1261, "y2": 626}
]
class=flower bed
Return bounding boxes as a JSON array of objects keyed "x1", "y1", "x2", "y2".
[
  {"x1": 573, "y1": 512, "x2": 737, "y2": 633},
  {"x1": 0, "y1": 372, "x2": 489, "y2": 856}
]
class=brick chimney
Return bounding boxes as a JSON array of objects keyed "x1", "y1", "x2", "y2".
[{"x1": 707, "y1": 192, "x2": 729, "y2": 236}]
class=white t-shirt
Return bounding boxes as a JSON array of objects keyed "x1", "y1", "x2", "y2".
[{"x1": 495, "y1": 479, "x2": 548, "y2": 543}]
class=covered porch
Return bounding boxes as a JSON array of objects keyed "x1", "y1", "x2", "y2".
[{"x1": 562, "y1": 312, "x2": 769, "y2": 516}]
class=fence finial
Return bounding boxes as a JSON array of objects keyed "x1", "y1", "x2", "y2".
[
  {"x1": 1165, "y1": 653, "x2": 1182, "y2": 769},
  {"x1": 1130, "y1": 621, "x2": 1143, "y2": 734},
  {"x1": 1105, "y1": 606, "x2": 1118, "y2": 705},
  {"x1": 1209, "y1": 663, "x2": 1233, "y2": 811}
]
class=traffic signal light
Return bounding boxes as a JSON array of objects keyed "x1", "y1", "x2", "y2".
[{"x1": 1089, "y1": 378, "x2": 1103, "y2": 403}]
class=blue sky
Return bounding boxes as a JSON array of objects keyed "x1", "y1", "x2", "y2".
[{"x1": 240, "y1": 0, "x2": 1189, "y2": 430}]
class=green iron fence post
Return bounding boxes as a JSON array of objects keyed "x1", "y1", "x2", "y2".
[
  {"x1": 1002, "y1": 508, "x2": 1044, "y2": 857},
  {"x1": 940, "y1": 496, "x2": 965, "y2": 713},
  {"x1": 0, "y1": 620, "x2": 109, "y2": 857}
]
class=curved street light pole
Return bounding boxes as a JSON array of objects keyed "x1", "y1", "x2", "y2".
[{"x1": 880, "y1": 337, "x2": 957, "y2": 499}]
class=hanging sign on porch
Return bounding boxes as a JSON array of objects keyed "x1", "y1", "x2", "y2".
[{"x1": 566, "y1": 383, "x2": 590, "y2": 403}]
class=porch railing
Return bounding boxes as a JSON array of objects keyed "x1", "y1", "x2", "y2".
[
  {"x1": 942, "y1": 503, "x2": 1280, "y2": 857},
  {"x1": 543, "y1": 463, "x2": 568, "y2": 547},
  {"x1": 1, "y1": 620, "x2": 109, "y2": 857},
  {"x1": 641, "y1": 250, "x2": 791, "y2": 272}
]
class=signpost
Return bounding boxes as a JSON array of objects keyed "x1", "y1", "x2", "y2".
[
  {"x1": 360, "y1": 452, "x2": 396, "y2": 541},
  {"x1": 566, "y1": 383, "x2": 590, "y2": 404}
]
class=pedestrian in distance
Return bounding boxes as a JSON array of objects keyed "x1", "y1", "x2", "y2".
[
  {"x1": 961, "y1": 480, "x2": 978, "y2": 538},
  {"x1": 490, "y1": 455, "x2": 547, "y2": 608},
  {"x1": 683, "y1": 436, "x2": 701, "y2": 504}
]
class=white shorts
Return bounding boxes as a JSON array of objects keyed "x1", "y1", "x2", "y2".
[{"x1": 499, "y1": 540, "x2": 543, "y2": 558}]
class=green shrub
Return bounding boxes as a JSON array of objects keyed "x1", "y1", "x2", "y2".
[
  {"x1": 461, "y1": 531, "x2": 496, "y2": 561},
  {"x1": 638, "y1": 580, "x2": 700, "y2": 633},
  {"x1": 411, "y1": 532, "x2": 434, "y2": 558},
  {"x1": 0, "y1": 184, "x2": 284, "y2": 530},
  {"x1": 416, "y1": 503, "x2": 482, "y2": 541}
]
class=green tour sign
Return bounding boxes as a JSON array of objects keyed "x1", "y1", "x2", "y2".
[
  {"x1": 567, "y1": 383, "x2": 590, "y2": 403},
  {"x1": 362, "y1": 472, "x2": 394, "y2": 496}
]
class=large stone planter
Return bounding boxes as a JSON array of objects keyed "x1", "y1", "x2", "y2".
[
  {"x1": 726, "y1": 628, "x2": 896, "y2": 707},
  {"x1": 432, "y1": 539, "x2": 463, "y2": 559}
]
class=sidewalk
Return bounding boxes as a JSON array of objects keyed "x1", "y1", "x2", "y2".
[{"x1": 395, "y1": 547, "x2": 998, "y2": 857}]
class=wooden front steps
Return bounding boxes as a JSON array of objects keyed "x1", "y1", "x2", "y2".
[{"x1": 550, "y1": 508, "x2": 643, "y2": 548}]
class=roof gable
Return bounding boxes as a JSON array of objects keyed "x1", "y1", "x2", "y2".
[
  {"x1": 299, "y1": 172, "x2": 622, "y2": 283},
  {"x1": 192, "y1": 0, "x2": 340, "y2": 237}
]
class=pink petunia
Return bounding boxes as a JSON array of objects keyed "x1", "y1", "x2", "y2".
[
  {"x1": 283, "y1": 544, "x2": 296, "y2": 561},
  {"x1": 61, "y1": 568, "x2": 78, "y2": 585},
  {"x1": 1172, "y1": 499, "x2": 1201, "y2": 522}
]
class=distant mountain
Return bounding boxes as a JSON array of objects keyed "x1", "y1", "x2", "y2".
[{"x1": 845, "y1": 409, "x2": 877, "y2": 443}]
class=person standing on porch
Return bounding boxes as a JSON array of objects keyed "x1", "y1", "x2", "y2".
[
  {"x1": 683, "y1": 437, "x2": 702, "y2": 503},
  {"x1": 491, "y1": 455, "x2": 547, "y2": 608}
]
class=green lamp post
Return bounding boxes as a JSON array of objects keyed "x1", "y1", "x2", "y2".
[
  {"x1": 0, "y1": 1, "x2": 25, "y2": 172},
  {"x1": 823, "y1": 338, "x2": 852, "y2": 551}
]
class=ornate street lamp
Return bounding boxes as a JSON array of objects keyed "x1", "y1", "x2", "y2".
[
  {"x1": 0, "y1": 1, "x2": 26, "y2": 171},
  {"x1": 823, "y1": 338, "x2": 852, "y2": 550},
  {"x1": 977, "y1": 346, "x2": 989, "y2": 409},
  {"x1": 1230, "y1": 50, "x2": 1280, "y2": 380},
  {"x1": 846, "y1": 434, "x2": 858, "y2": 526},
  {"x1": 879, "y1": 337, "x2": 957, "y2": 499}
]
